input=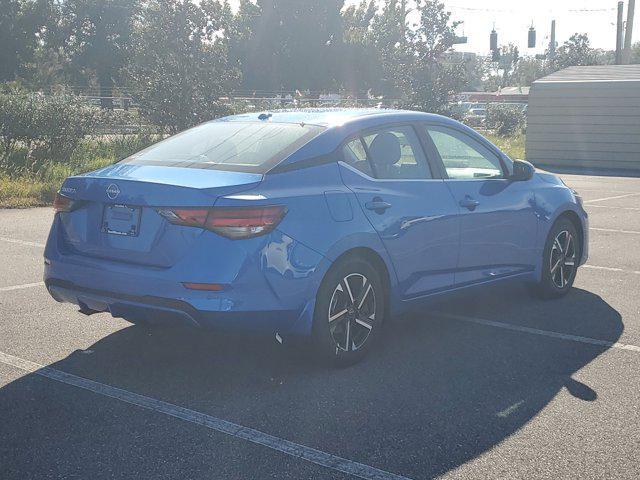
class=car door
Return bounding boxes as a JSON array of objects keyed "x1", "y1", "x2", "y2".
[
  {"x1": 339, "y1": 124, "x2": 460, "y2": 298},
  {"x1": 422, "y1": 124, "x2": 538, "y2": 286}
]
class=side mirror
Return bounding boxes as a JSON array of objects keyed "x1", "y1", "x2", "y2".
[{"x1": 511, "y1": 159, "x2": 534, "y2": 182}]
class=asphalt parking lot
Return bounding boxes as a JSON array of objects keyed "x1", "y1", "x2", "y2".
[{"x1": 1, "y1": 172, "x2": 639, "y2": 480}]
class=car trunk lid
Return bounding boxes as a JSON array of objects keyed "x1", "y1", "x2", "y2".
[{"x1": 57, "y1": 164, "x2": 262, "y2": 267}]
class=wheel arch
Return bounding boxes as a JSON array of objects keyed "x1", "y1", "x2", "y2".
[
  {"x1": 554, "y1": 209, "x2": 585, "y2": 264},
  {"x1": 330, "y1": 247, "x2": 392, "y2": 301}
]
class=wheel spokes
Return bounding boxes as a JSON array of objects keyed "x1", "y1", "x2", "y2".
[
  {"x1": 342, "y1": 277, "x2": 355, "y2": 303},
  {"x1": 329, "y1": 308, "x2": 348, "y2": 323},
  {"x1": 357, "y1": 281, "x2": 372, "y2": 310},
  {"x1": 327, "y1": 273, "x2": 376, "y2": 352}
]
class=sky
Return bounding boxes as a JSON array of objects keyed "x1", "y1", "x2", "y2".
[
  {"x1": 227, "y1": 0, "x2": 640, "y2": 56},
  {"x1": 440, "y1": 0, "x2": 639, "y2": 55}
]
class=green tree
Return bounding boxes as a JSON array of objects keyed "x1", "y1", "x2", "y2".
[
  {"x1": 127, "y1": 0, "x2": 239, "y2": 132},
  {"x1": 341, "y1": 0, "x2": 380, "y2": 93},
  {"x1": 396, "y1": 0, "x2": 463, "y2": 113},
  {"x1": 629, "y1": 42, "x2": 640, "y2": 64},
  {"x1": 53, "y1": 0, "x2": 140, "y2": 107},
  {"x1": 0, "y1": 0, "x2": 54, "y2": 82},
  {"x1": 549, "y1": 33, "x2": 609, "y2": 71},
  {"x1": 233, "y1": 0, "x2": 344, "y2": 93}
]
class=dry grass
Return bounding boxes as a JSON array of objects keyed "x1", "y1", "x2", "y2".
[{"x1": 484, "y1": 132, "x2": 526, "y2": 160}]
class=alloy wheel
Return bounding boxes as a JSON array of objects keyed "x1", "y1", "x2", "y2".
[
  {"x1": 549, "y1": 230, "x2": 576, "y2": 288},
  {"x1": 328, "y1": 273, "x2": 376, "y2": 352}
]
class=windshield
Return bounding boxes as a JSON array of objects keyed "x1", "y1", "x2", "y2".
[{"x1": 122, "y1": 122, "x2": 325, "y2": 173}]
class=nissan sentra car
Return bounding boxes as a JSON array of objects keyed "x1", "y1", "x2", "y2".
[{"x1": 44, "y1": 109, "x2": 588, "y2": 365}]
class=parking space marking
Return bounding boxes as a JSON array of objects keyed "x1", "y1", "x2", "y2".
[
  {"x1": 587, "y1": 204, "x2": 640, "y2": 211},
  {"x1": 584, "y1": 265, "x2": 640, "y2": 275},
  {"x1": 0, "y1": 282, "x2": 44, "y2": 292},
  {"x1": 583, "y1": 192, "x2": 640, "y2": 204},
  {"x1": 0, "y1": 350, "x2": 412, "y2": 480},
  {"x1": 437, "y1": 313, "x2": 640, "y2": 354},
  {"x1": 590, "y1": 227, "x2": 640, "y2": 235},
  {"x1": 0, "y1": 236, "x2": 45, "y2": 248}
]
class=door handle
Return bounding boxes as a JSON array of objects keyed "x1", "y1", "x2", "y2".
[
  {"x1": 459, "y1": 196, "x2": 480, "y2": 211},
  {"x1": 365, "y1": 197, "x2": 392, "y2": 213}
]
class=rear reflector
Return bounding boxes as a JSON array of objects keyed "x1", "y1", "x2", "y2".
[
  {"x1": 182, "y1": 282, "x2": 228, "y2": 291},
  {"x1": 158, "y1": 205, "x2": 287, "y2": 240}
]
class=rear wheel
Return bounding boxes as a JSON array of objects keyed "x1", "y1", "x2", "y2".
[
  {"x1": 311, "y1": 257, "x2": 385, "y2": 366},
  {"x1": 533, "y1": 217, "x2": 580, "y2": 299}
]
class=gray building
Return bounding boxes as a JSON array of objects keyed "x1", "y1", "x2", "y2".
[{"x1": 526, "y1": 65, "x2": 640, "y2": 171}]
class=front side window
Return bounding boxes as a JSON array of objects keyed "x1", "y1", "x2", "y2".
[
  {"x1": 122, "y1": 121, "x2": 325, "y2": 173},
  {"x1": 426, "y1": 127, "x2": 504, "y2": 180}
]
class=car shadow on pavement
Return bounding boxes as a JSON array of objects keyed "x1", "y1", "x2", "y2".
[{"x1": 0, "y1": 284, "x2": 622, "y2": 479}]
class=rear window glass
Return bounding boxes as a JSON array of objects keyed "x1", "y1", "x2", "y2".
[{"x1": 122, "y1": 122, "x2": 325, "y2": 173}]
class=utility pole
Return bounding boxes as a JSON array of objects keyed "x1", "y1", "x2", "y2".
[
  {"x1": 616, "y1": 1, "x2": 625, "y2": 64},
  {"x1": 549, "y1": 20, "x2": 556, "y2": 58},
  {"x1": 623, "y1": 0, "x2": 636, "y2": 64}
]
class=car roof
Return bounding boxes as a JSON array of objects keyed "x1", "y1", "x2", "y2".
[
  {"x1": 216, "y1": 108, "x2": 454, "y2": 128},
  {"x1": 213, "y1": 108, "x2": 491, "y2": 172}
]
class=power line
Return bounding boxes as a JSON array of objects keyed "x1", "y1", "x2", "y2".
[{"x1": 447, "y1": 4, "x2": 617, "y2": 14}]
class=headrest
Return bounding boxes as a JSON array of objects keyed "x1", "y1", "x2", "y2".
[{"x1": 369, "y1": 132, "x2": 401, "y2": 167}]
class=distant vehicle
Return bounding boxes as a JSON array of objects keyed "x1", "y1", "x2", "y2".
[
  {"x1": 464, "y1": 106, "x2": 487, "y2": 127},
  {"x1": 44, "y1": 109, "x2": 588, "y2": 365}
]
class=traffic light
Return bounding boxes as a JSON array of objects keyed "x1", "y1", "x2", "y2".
[{"x1": 528, "y1": 26, "x2": 536, "y2": 48}]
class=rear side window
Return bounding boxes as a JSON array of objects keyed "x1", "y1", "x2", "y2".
[
  {"x1": 342, "y1": 138, "x2": 373, "y2": 177},
  {"x1": 425, "y1": 126, "x2": 504, "y2": 179},
  {"x1": 342, "y1": 126, "x2": 431, "y2": 180},
  {"x1": 122, "y1": 122, "x2": 325, "y2": 173}
]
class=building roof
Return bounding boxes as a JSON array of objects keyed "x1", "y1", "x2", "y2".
[{"x1": 535, "y1": 65, "x2": 640, "y2": 83}]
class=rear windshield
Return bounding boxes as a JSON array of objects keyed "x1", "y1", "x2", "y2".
[{"x1": 121, "y1": 121, "x2": 325, "y2": 173}]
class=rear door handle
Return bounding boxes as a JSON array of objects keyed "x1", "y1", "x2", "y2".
[
  {"x1": 365, "y1": 197, "x2": 392, "y2": 213},
  {"x1": 459, "y1": 196, "x2": 480, "y2": 211}
]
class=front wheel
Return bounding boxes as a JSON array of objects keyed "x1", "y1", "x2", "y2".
[
  {"x1": 311, "y1": 257, "x2": 385, "y2": 367},
  {"x1": 533, "y1": 217, "x2": 580, "y2": 299}
]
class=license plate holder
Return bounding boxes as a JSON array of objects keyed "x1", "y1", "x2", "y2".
[{"x1": 102, "y1": 204, "x2": 141, "y2": 237}]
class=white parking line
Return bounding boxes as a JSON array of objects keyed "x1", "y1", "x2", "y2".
[
  {"x1": 583, "y1": 192, "x2": 640, "y2": 204},
  {"x1": 437, "y1": 313, "x2": 640, "y2": 353},
  {"x1": 0, "y1": 282, "x2": 44, "y2": 292},
  {"x1": 0, "y1": 350, "x2": 412, "y2": 480},
  {"x1": 0, "y1": 236, "x2": 45, "y2": 248},
  {"x1": 590, "y1": 227, "x2": 640, "y2": 235},
  {"x1": 587, "y1": 204, "x2": 640, "y2": 212},
  {"x1": 584, "y1": 265, "x2": 640, "y2": 275}
]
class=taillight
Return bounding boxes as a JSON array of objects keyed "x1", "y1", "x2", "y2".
[
  {"x1": 53, "y1": 192, "x2": 73, "y2": 213},
  {"x1": 158, "y1": 205, "x2": 287, "y2": 240}
]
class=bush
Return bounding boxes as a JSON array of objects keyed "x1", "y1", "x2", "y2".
[
  {"x1": 0, "y1": 93, "x2": 98, "y2": 175},
  {"x1": 485, "y1": 104, "x2": 525, "y2": 136}
]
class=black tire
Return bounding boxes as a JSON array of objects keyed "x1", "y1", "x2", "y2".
[
  {"x1": 311, "y1": 256, "x2": 385, "y2": 367},
  {"x1": 533, "y1": 217, "x2": 580, "y2": 299}
]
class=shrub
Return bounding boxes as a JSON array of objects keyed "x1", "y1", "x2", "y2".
[
  {"x1": 485, "y1": 104, "x2": 525, "y2": 136},
  {"x1": 0, "y1": 93, "x2": 99, "y2": 174}
]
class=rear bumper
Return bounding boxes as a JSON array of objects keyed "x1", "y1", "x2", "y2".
[
  {"x1": 46, "y1": 279, "x2": 300, "y2": 332},
  {"x1": 44, "y1": 218, "x2": 329, "y2": 335}
]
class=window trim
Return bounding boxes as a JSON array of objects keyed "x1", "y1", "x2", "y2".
[
  {"x1": 339, "y1": 122, "x2": 438, "y2": 182},
  {"x1": 420, "y1": 122, "x2": 509, "y2": 181}
]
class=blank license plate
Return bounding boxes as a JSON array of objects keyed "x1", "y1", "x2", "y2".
[{"x1": 102, "y1": 205, "x2": 141, "y2": 237}]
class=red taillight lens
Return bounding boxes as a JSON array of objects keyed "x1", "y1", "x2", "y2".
[
  {"x1": 158, "y1": 205, "x2": 287, "y2": 240},
  {"x1": 53, "y1": 193, "x2": 73, "y2": 213}
]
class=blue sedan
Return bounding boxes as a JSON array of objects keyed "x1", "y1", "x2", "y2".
[{"x1": 45, "y1": 109, "x2": 588, "y2": 365}]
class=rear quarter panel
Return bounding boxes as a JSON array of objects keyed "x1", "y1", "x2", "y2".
[{"x1": 218, "y1": 162, "x2": 401, "y2": 312}]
